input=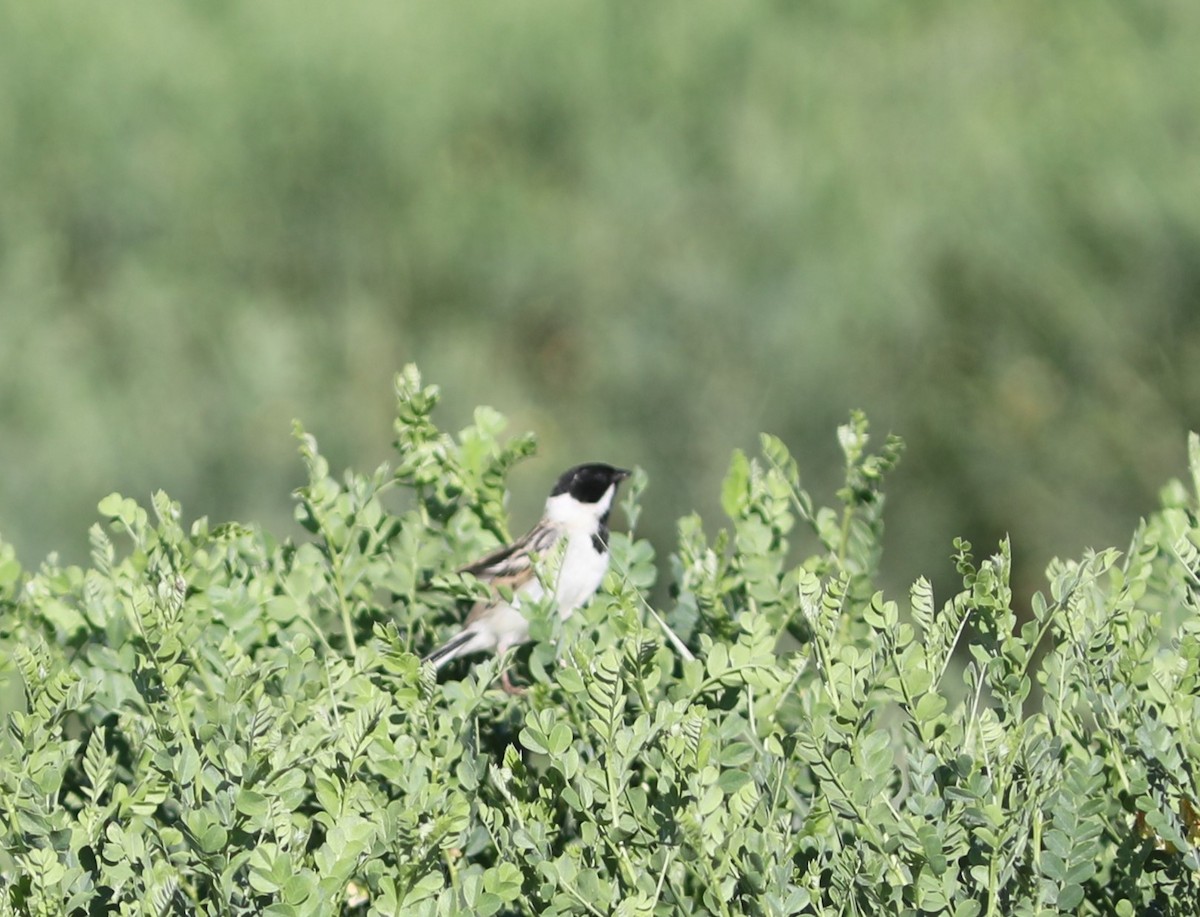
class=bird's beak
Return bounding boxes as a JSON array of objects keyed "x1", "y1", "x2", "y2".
[{"x1": 615, "y1": 468, "x2": 632, "y2": 481}]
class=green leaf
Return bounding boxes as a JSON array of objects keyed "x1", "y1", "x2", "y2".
[
  {"x1": 236, "y1": 788, "x2": 270, "y2": 818},
  {"x1": 1189, "y1": 431, "x2": 1200, "y2": 504},
  {"x1": 482, "y1": 862, "x2": 523, "y2": 902},
  {"x1": 520, "y1": 727, "x2": 549, "y2": 756},
  {"x1": 0, "y1": 545, "x2": 20, "y2": 590},
  {"x1": 706, "y1": 643, "x2": 729, "y2": 680},
  {"x1": 556, "y1": 666, "x2": 586, "y2": 694},
  {"x1": 914, "y1": 692, "x2": 947, "y2": 723},
  {"x1": 546, "y1": 723, "x2": 573, "y2": 757},
  {"x1": 721, "y1": 450, "x2": 752, "y2": 519},
  {"x1": 1058, "y1": 884, "x2": 1084, "y2": 911},
  {"x1": 910, "y1": 576, "x2": 934, "y2": 635},
  {"x1": 400, "y1": 871, "x2": 445, "y2": 906},
  {"x1": 697, "y1": 784, "x2": 723, "y2": 816}
]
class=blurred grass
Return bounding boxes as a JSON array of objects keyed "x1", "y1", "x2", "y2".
[{"x1": 2, "y1": 0, "x2": 1199, "y2": 601}]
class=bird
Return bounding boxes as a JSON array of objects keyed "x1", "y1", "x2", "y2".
[{"x1": 422, "y1": 462, "x2": 631, "y2": 693}]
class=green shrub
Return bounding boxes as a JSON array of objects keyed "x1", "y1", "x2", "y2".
[{"x1": 2, "y1": 365, "x2": 1199, "y2": 915}]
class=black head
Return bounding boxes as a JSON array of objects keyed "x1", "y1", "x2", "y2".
[{"x1": 549, "y1": 463, "x2": 631, "y2": 504}]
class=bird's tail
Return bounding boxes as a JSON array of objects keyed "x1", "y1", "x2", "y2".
[{"x1": 422, "y1": 630, "x2": 476, "y2": 670}]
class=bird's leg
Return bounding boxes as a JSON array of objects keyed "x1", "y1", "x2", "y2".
[{"x1": 500, "y1": 667, "x2": 526, "y2": 696}]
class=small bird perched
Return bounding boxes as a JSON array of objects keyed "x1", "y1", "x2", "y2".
[{"x1": 423, "y1": 462, "x2": 631, "y2": 693}]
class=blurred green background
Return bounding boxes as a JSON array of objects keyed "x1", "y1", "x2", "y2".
[{"x1": 2, "y1": 1, "x2": 1199, "y2": 601}]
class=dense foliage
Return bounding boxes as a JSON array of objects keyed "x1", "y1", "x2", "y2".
[
  {"x1": 2, "y1": 367, "x2": 1199, "y2": 915},
  {"x1": 3, "y1": 1, "x2": 1200, "y2": 600}
]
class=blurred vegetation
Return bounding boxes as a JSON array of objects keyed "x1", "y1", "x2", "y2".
[{"x1": 2, "y1": 0, "x2": 1199, "y2": 600}]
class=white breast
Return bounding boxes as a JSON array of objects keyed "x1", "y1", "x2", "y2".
[
  {"x1": 553, "y1": 532, "x2": 610, "y2": 615},
  {"x1": 527, "y1": 482, "x2": 617, "y2": 618}
]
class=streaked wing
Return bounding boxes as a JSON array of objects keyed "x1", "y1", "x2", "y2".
[
  {"x1": 460, "y1": 521, "x2": 561, "y2": 626},
  {"x1": 463, "y1": 566, "x2": 539, "y2": 626},
  {"x1": 457, "y1": 521, "x2": 560, "y2": 582}
]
